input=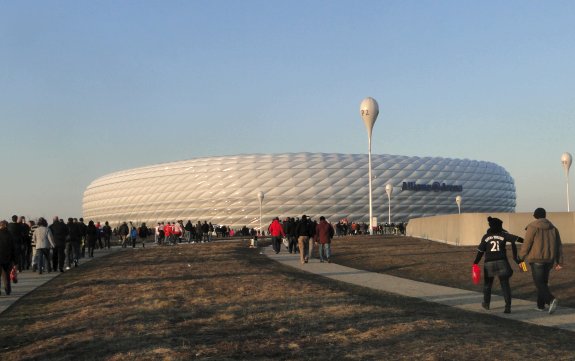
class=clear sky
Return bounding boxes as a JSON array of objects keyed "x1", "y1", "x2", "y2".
[{"x1": 1, "y1": 1, "x2": 574, "y2": 219}]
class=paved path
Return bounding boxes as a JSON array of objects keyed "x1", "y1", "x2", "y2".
[{"x1": 263, "y1": 246, "x2": 575, "y2": 332}]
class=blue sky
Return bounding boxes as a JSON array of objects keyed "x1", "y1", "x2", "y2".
[{"x1": 1, "y1": 1, "x2": 574, "y2": 219}]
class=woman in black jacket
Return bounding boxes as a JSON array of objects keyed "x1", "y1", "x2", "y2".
[{"x1": 473, "y1": 217, "x2": 522, "y2": 314}]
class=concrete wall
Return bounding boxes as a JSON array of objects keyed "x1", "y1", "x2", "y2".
[{"x1": 406, "y1": 212, "x2": 575, "y2": 246}]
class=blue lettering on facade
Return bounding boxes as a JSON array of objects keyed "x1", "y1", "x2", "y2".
[{"x1": 401, "y1": 181, "x2": 463, "y2": 192}]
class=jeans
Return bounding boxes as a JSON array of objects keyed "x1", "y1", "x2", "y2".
[
  {"x1": 298, "y1": 236, "x2": 309, "y2": 263},
  {"x1": 318, "y1": 243, "x2": 331, "y2": 261},
  {"x1": 531, "y1": 263, "x2": 555, "y2": 308},
  {"x1": 309, "y1": 239, "x2": 315, "y2": 259},
  {"x1": 483, "y1": 274, "x2": 511, "y2": 307},
  {"x1": 37, "y1": 248, "x2": 51, "y2": 273}
]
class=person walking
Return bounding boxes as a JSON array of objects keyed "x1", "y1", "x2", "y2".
[
  {"x1": 518, "y1": 208, "x2": 564, "y2": 314},
  {"x1": 284, "y1": 217, "x2": 297, "y2": 254},
  {"x1": 33, "y1": 218, "x2": 55, "y2": 274},
  {"x1": 118, "y1": 222, "x2": 129, "y2": 248},
  {"x1": 78, "y1": 218, "x2": 88, "y2": 257},
  {"x1": 50, "y1": 216, "x2": 69, "y2": 272},
  {"x1": 86, "y1": 221, "x2": 98, "y2": 257},
  {"x1": 138, "y1": 223, "x2": 148, "y2": 248},
  {"x1": 0, "y1": 220, "x2": 16, "y2": 296},
  {"x1": 315, "y1": 216, "x2": 334, "y2": 263},
  {"x1": 268, "y1": 217, "x2": 286, "y2": 254},
  {"x1": 129, "y1": 223, "x2": 138, "y2": 248},
  {"x1": 66, "y1": 218, "x2": 81, "y2": 269},
  {"x1": 295, "y1": 215, "x2": 313, "y2": 264},
  {"x1": 102, "y1": 221, "x2": 112, "y2": 249},
  {"x1": 7, "y1": 215, "x2": 23, "y2": 272},
  {"x1": 473, "y1": 217, "x2": 522, "y2": 314}
]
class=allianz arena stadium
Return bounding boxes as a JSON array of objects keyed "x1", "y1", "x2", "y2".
[{"x1": 82, "y1": 152, "x2": 516, "y2": 229}]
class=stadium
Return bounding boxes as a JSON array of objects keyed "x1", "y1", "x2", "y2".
[{"x1": 82, "y1": 152, "x2": 516, "y2": 229}]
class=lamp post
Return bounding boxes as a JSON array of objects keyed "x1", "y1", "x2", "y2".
[
  {"x1": 561, "y1": 152, "x2": 572, "y2": 212},
  {"x1": 455, "y1": 195, "x2": 462, "y2": 215},
  {"x1": 360, "y1": 97, "x2": 379, "y2": 235},
  {"x1": 257, "y1": 191, "x2": 264, "y2": 235},
  {"x1": 385, "y1": 183, "x2": 393, "y2": 224}
]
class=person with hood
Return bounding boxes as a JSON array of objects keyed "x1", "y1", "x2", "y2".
[
  {"x1": 473, "y1": 216, "x2": 523, "y2": 314},
  {"x1": 518, "y1": 207, "x2": 563, "y2": 314},
  {"x1": 268, "y1": 217, "x2": 286, "y2": 254}
]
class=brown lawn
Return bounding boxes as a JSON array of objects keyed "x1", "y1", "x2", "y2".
[{"x1": 0, "y1": 237, "x2": 573, "y2": 360}]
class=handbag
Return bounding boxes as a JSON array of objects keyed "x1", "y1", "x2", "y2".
[
  {"x1": 10, "y1": 265, "x2": 18, "y2": 283},
  {"x1": 282, "y1": 237, "x2": 289, "y2": 249},
  {"x1": 472, "y1": 264, "x2": 481, "y2": 285}
]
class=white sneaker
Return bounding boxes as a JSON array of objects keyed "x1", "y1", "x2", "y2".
[{"x1": 549, "y1": 299, "x2": 558, "y2": 314}]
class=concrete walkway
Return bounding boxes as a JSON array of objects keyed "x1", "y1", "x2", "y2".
[{"x1": 263, "y1": 246, "x2": 575, "y2": 332}]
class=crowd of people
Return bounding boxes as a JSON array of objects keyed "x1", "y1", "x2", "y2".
[
  {"x1": 267, "y1": 215, "x2": 336, "y2": 264},
  {"x1": 0, "y1": 207, "x2": 566, "y2": 318}
]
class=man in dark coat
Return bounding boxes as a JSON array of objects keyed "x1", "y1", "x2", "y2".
[
  {"x1": 7, "y1": 215, "x2": 22, "y2": 272},
  {"x1": 0, "y1": 220, "x2": 16, "y2": 296},
  {"x1": 66, "y1": 218, "x2": 81, "y2": 269},
  {"x1": 50, "y1": 216, "x2": 69, "y2": 273}
]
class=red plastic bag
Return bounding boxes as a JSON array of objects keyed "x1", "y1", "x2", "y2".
[
  {"x1": 10, "y1": 265, "x2": 18, "y2": 283},
  {"x1": 472, "y1": 264, "x2": 481, "y2": 285}
]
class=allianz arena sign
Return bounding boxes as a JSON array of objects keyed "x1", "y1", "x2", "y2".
[{"x1": 402, "y1": 182, "x2": 463, "y2": 192}]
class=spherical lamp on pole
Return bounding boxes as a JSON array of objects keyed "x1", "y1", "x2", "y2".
[
  {"x1": 455, "y1": 195, "x2": 462, "y2": 215},
  {"x1": 561, "y1": 152, "x2": 572, "y2": 212},
  {"x1": 360, "y1": 97, "x2": 379, "y2": 235},
  {"x1": 257, "y1": 191, "x2": 264, "y2": 235},
  {"x1": 385, "y1": 183, "x2": 393, "y2": 224}
]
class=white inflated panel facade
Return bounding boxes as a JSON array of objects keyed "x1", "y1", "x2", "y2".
[{"x1": 82, "y1": 153, "x2": 515, "y2": 229}]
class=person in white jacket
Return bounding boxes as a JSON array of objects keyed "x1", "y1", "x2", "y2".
[{"x1": 32, "y1": 217, "x2": 55, "y2": 274}]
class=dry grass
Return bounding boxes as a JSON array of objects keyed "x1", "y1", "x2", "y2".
[{"x1": 0, "y1": 237, "x2": 574, "y2": 360}]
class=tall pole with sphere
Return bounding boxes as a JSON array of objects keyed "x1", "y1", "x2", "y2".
[
  {"x1": 257, "y1": 191, "x2": 264, "y2": 235},
  {"x1": 360, "y1": 97, "x2": 379, "y2": 235},
  {"x1": 385, "y1": 183, "x2": 393, "y2": 224},
  {"x1": 561, "y1": 152, "x2": 572, "y2": 212},
  {"x1": 455, "y1": 195, "x2": 462, "y2": 215}
]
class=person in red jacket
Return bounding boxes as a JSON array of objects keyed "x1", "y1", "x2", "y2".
[
  {"x1": 315, "y1": 216, "x2": 334, "y2": 263},
  {"x1": 268, "y1": 217, "x2": 285, "y2": 254}
]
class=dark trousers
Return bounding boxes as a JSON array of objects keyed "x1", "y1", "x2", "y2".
[
  {"x1": 288, "y1": 236, "x2": 298, "y2": 253},
  {"x1": 531, "y1": 263, "x2": 555, "y2": 308},
  {"x1": 0, "y1": 262, "x2": 11, "y2": 294},
  {"x1": 271, "y1": 236, "x2": 282, "y2": 253},
  {"x1": 66, "y1": 242, "x2": 81, "y2": 267},
  {"x1": 52, "y1": 245, "x2": 66, "y2": 271},
  {"x1": 103, "y1": 235, "x2": 111, "y2": 249},
  {"x1": 483, "y1": 274, "x2": 512, "y2": 307},
  {"x1": 14, "y1": 243, "x2": 23, "y2": 271}
]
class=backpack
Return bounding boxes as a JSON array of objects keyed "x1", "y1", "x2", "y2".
[{"x1": 130, "y1": 227, "x2": 138, "y2": 239}]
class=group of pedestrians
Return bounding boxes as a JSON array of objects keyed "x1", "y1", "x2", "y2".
[
  {"x1": 0, "y1": 214, "x2": 120, "y2": 296},
  {"x1": 269, "y1": 215, "x2": 335, "y2": 264},
  {"x1": 473, "y1": 207, "x2": 564, "y2": 315}
]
